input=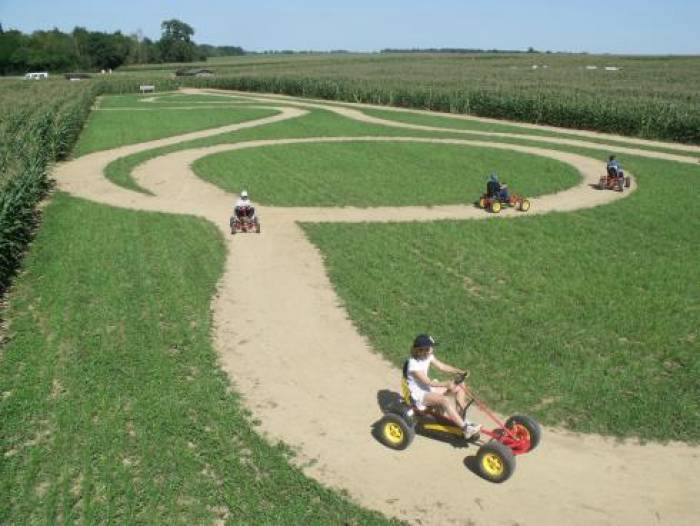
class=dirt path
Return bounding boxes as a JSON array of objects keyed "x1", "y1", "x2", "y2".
[
  {"x1": 182, "y1": 89, "x2": 700, "y2": 161},
  {"x1": 53, "y1": 92, "x2": 700, "y2": 526}
]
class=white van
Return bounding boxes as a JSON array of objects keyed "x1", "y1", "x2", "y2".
[{"x1": 25, "y1": 72, "x2": 49, "y2": 80}]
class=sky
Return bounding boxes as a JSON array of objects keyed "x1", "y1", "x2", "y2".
[{"x1": 1, "y1": 0, "x2": 698, "y2": 55}]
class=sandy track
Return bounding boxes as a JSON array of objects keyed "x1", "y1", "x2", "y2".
[
  {"x1": 53, "y1": 92, "x2": 700, "y2": 526},
  {"x1": 182, "y1": 89, "x2": 700, "y2": 155},
  {"x1": 183, "y1": 89, "x2": 700, "y2": 162}
]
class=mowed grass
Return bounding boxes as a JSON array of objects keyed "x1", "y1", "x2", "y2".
[
  {"x1": 194, "y1": 141, "x2": 579, "y2": 207},
  {"x1": 98, "y1": 93, "x2": 257, "y2": 108},
  {"x1": 102, "y1": 105, "x2": 539, "y2": 193},
  {"x1": 0, "y1": 193, "x2": 396, "y2": 525},
  {"x1": 302, "y1": 156, "x2": 700, "y2": 443},
  {"x1": 74, "y1": 105, "x2": 279, "y2": 157}
]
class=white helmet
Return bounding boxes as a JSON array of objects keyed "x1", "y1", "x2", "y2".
[{"x1": 240, "y1": 190, "x2": 248, "y2": 200}]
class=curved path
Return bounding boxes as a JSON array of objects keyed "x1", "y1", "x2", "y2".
[
  {"x1": 182, "y1": 88, "x2": 700, "y2": 164},
  {"x1": 53, "y1": 92, "x2": 700, "y2": 526}
]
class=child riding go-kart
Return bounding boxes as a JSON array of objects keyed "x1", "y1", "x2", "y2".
[
  {"x1": 377, "y1": 368, "x2": 541, "y2": 483},
  {"x1": 230, "y1": 205, "x2": 260, "y2": 234},
  {"x1": 478, "y1": 173, "x2": 530, "y2": 213},
  {"x1": 229, "y1": 190, "x2": 261, "y2": 235},
  {"x1": 598, "y1": 156, "x2": 630, "y2": 192}
]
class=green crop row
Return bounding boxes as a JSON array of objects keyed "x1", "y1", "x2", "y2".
[
  {"x1": 0, "y1": 81, "x2": 98, "y2": 290},
  {"x1": 179, "y1": 75, "x2": 699, "y2": 144},
  {"x1": 70, "y1": 52, "x2": 700, "y2": 144}
]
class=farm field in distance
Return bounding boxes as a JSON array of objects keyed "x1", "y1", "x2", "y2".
[{"x1": 117, "y1": 52, "x2": 700, "y2": 143}]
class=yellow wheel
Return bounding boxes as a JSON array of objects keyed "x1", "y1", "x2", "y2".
[
  {"x1": 476, "y1": 440, "x2": 515, "y2": 483},
  {"x1": 520, "y1": 199, "x2": 531, "y2": 212},
  {"x1": 478, "y1": 197, "x2": 487, "y2": 209},
  {"x1": 377, "y1": 414, "x2": 414, "y2": 450},
  {"x1": 491, "y1": 201, "x2": 502, "y2": 213}
]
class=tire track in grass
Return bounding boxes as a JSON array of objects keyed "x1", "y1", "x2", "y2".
[{"x1": 52, "y1": 92, "x2": 700, "y2": 526}]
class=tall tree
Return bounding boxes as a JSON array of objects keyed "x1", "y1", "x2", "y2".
[
  {"x1": 84, "y1": 31, "x2": 129, "y2": 70},
  {"x1": 23, "y1": 29, "x2": 77, "y2": 71},
  {"x1": 72, "y1": 27, "x2": 91, "y2": 69},
  {"x1": 0, "y1": 28, "x2": 25, "y2": 74},
  {"x1": 158, "y1": 19, "x2": 199, "y2": 62}
]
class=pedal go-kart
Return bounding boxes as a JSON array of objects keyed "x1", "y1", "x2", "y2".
[
  {"x1": 597, "y1": 168, "x2": 631, "y2": 192},
  {"x1": 229, "y1": 206, "x2": 260, "y2": 235},
  {"x1": 478, "y1": 187, "x2": 531, "y2": 214},
  {"x1": 376, "y1": 371, "x2": 541, "y2": 483}
]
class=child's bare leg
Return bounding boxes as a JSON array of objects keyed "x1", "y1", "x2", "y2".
[{"x1": 423, "y1": 392, "x2": 464, "y2": 428}]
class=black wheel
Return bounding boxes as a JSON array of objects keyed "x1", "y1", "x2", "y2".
[
  {"x1": 505, "y1": 415, "x2": 542, "y2": 452},
  {"x1": 625, "y1": 176, "x2": 631, "y2": 188},
  {"x1": 476, "y1": 440, "x2": 516, "y2": 483},
  {"x1": 377, "y1": 414, "x2": 414, "y2": 450},
  {"x1": 255, "y1": 223, "x2": 261, "y2": 234}
]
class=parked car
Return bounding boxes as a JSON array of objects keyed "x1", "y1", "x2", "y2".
[{"x1": 24, "y1": 72, "x2": 49, "y2": 80}]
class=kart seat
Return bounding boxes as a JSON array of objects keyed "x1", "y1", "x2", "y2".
[{"x1": 401, "y1": 361, "x2": 434, "y2": 416}]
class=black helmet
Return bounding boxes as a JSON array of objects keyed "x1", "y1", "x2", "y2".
[{"x1": 413, "y1": 334, "x2": 438, "y2": 349}]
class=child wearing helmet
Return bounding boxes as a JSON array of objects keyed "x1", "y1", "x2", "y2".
[
  {"x1": 404, "y1": 334, "x2": 481, "y2": 439},
  {"x1": 233, "y1": 190, "x2": 256, "y2": 222}
]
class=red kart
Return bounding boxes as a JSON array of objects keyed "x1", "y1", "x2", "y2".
[
  {"x1": 230, "y1": 206, "x2": 260, "y2": 235},
  {"x1": 376, "y1": 370, "x2": 541, "y2": 483},
  {"x1": 598, "y1": 168, "x2": 631, "y2": 192}
]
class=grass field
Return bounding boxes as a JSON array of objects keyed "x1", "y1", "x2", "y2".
[
  {"x1": 98, "y1": 93, "x2": 257, "y2": 107},
  {"x1": 302, "y1": 154, "x2": 699, "y2": 442},
  {"x1": 74, "y1": 102, "x2": 279, "y2": 156},
  {"x1": 100, "y1": 104, "x2": 508, "y2": 192},
  {"x1": 2, "y1": 86, "x2": 698, "y2": 522},
  {"x1": 194, "y1": 141, "x2": 579, "y2": 206},
  {"x1": 0, "y1": 194, "x2": 397, "y2": 525},
  {"x1": 178, "y1": 92, "x2": 697, "y2": 442},
  {"x1": 105, "y1": 91, "x2": 697, "y2": 441}
]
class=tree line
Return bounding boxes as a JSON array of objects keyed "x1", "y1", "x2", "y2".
[{"x1": 0, "y1": 19, "x2": 244, "y2": 75}]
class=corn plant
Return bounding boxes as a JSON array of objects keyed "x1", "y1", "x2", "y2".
[{"x1": 0, "y1": 81, "x2": 99, "y2": 290}]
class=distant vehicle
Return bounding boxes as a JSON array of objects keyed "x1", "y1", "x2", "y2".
[{"x1": 24, "y1": 72, "x2": 49, "y2": 80}]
